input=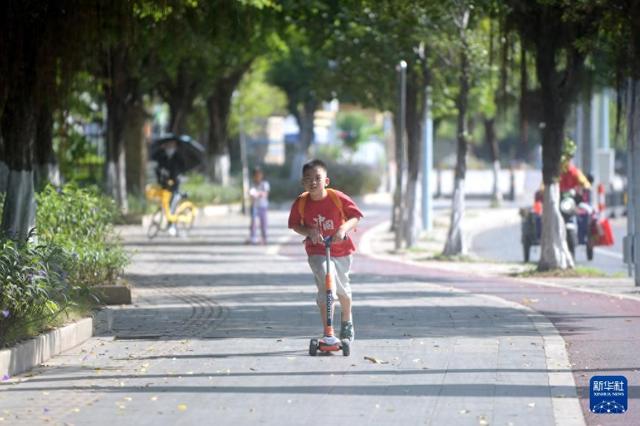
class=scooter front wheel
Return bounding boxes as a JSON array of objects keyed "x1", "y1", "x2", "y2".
[
  {"x1": 341, "y1": 339, "x2": 350, "y2": 357},
  {"x1": 309, "y1": 339, "x2": 319, "y2": 356}
]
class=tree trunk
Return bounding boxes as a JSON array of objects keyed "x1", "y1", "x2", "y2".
[
  {"x1": 289, "y1": 99, "x2": 317, "y2": 180},
  {"x1": 392, "y1": 64, "x2": 408, "y2": 247},
  {"x1": 167, "y1": 63, "x2": 199, "y2": 135},
  {"x1": 443, "y1": 38, "x2": 470, "y2": 256},
  {"x1": 519, "y1": 43, "x2": 529, "y2": 147},
  {"x1": 0, "y1": 9, "x2": 40, "y2": 241},
  {"x1": 103, "y1": 47, "x2": 133, "y2": 213},
  {"x1": 0, "y1": 160, "x2": 7, "y2": 193},
  {"x1": 484, "y1": 117, "x2": 502, "y2": 205},
  {"x1": 124, "y1": 100, "x2": 147, "y2": 195},
  {"x1": 33, "y1": 102, "x2": 60, "y2": 191},
  {"x1": 535, "y1": 30, "x2": 575, "y2": 270},
  {"x1": 105, "y1": 96, "x2": 129, "y2": 213},
  {"x1": 443, "y1": 178, "x2": 465, "y2": 255},
  {"x1": 205, "y1": 68, "x2": 247, "y2": 185},
  {"x1": 539, "y1": 182, "x2": 574, "y2": 270},
  {"x1": 391, "y1": 112, "x2": 401, "y2": 234},
  {"x1": 404, "y1": 74, "x2": 424, "y2": 247},
  {"x1": 206, "y1": 93, "x2": 231, "y2": 186},
  {"x1": 0, "y1": 90, "x2": 36, "y2": 242}
]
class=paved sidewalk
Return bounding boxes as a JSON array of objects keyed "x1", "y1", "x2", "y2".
[{"x1": 0, "y1": 207, "x2": 582, "y2": 425}]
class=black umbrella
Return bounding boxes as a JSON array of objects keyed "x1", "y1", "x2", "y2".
[{"x1": 150, "y1": 134, "x2": 206, "y2": 174}]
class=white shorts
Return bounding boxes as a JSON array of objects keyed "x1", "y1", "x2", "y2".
[{"x1": 308, "y1": 255, "x2": 353, "y2": 305}]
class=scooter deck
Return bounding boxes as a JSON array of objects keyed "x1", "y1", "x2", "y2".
[{"x1": 318, "y1": 342, "x2": 342, "y2": 352}]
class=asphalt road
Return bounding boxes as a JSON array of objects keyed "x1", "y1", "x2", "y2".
[{"x1": 471, "y1": 215, "x2": 629, "y2": 275}]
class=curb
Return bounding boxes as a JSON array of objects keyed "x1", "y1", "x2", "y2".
[{"x1": 0, "y1": 317, "x2": 94, "y2": 378}]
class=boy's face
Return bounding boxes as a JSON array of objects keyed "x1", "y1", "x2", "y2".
[{"x1": 302, "y1": 166, "x2": 329, "y2": 196}]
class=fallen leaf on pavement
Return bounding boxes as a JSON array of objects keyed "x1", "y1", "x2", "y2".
[
  {"x1": 364, "y1": 356, "x2": 388, "y2": 364},
  {"x1": 177, "y1": 404, "x2": 188, "y2": 412}
]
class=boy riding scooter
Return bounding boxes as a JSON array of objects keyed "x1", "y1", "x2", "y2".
[{"x1": 288, "y1": 159, "x2": 363, "y2": 355}]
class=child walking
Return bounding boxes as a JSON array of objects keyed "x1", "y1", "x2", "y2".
[
  {"x1": 288, "y1": 159, "x2": 363, "y2": 342},
  {"x1": 248, "y1": 166, "x2": 270, "y2": 245}
]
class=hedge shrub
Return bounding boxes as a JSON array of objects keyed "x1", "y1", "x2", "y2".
[{"x1": 0, "y1": 184, "x2": 128, "y2": 347}]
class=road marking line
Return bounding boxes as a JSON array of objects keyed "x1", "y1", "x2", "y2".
[{"x1": 594, "y1": 247, "x2": 623, "y2": 259}]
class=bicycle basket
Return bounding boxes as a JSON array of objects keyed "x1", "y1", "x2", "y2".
[{"x1": 145, "y1": 184, "x2": 164, "y2": 202}]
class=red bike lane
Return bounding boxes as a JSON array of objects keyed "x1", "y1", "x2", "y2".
[{"x1": 277, "y1": 215, "x2": 639, "y2": 425}]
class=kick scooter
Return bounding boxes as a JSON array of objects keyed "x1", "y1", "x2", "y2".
[{"x1": 309, "y1": 235, "x2": 351, "y2": 356}]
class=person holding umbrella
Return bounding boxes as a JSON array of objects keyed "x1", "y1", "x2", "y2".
[
  {"x1": 154, "y1": 139, "x2": 186, "y2": 235},
  {"x1": 151, "y1": 134, "x2": 206, "y2": 236}
]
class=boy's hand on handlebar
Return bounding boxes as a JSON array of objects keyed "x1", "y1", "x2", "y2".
[
  {"x1": 332, "y1": 228, "x2": 348, "y2": 243},
  {"x1": 307, "y1": 228, "x2": 323, "y2": 245}
]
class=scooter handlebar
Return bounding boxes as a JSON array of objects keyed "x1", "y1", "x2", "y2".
[{"x1": 303, "y1": 235, "x2": 347, "y2": 246}]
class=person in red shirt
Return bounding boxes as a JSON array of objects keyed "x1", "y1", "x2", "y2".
[
  {"x1": 559, "y1": 138, "x2": 591, "y2": 197},
  {"x1": 535, "y1": 138, "x2": 592, "y2": 214},
  {"x1": 288, "y1": 159, "x2": 363, "y2": 342}
]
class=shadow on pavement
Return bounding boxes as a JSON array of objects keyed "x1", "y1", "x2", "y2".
[{"x1": 4, "y1": 382, "x2": 637, "y2": 399}]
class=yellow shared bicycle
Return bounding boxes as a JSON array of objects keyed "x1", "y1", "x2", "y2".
[{"x1": 145, "y1": 183, "x2": 196, "y2": 239}]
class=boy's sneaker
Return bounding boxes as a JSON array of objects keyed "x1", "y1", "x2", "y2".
[{"x1": 340, "y1": 321, "x2": 354, "y2": 342}]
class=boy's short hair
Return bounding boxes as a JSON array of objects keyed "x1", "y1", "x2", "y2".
[{"x1": 302, "y1": 159, "x2": 328, "y2": 175}]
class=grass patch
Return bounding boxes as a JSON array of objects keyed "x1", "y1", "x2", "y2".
[
  {"x1": 610, "y1": 271, "x2": 629, "y2": 278},
  {"x1": 430, "y1": 253, "x2": 477, "y2": 262},
  {"x1": 418, "y1": 234, "x2": 442, "y2": 243},
  {"x1": 511, "y1": 265, "x2": 609, "y2": 278},
  {"x1": 406, "y1": 246, "x2": 430, "y2": 253}
]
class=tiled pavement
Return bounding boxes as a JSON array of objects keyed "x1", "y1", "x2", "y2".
[{"x1": 0, "y1": 208, "x2": 581, "y2": 425}]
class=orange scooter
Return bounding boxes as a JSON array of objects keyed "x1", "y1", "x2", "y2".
[{"x1": 309, "y1": 236, "x2": 350, "y2": 357}]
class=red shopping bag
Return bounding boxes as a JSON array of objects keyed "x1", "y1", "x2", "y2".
[{"x1": 592, "y1": 216, "x2": 614, "y2": 246}]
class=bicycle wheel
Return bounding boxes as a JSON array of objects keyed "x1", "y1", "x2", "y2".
[
  {"x1": 146, "y1": 208, "x2": 164, "y2": 239},
  {"x1": 177, "y1": 205, "x2": 196, "y2": 234}
]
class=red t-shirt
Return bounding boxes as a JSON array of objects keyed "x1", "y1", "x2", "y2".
[
  {"x1": 288, "y1": 189, "x2": 364, "y2": 257},
  {"x1": 559, "y1": 164, "x2": 584, "y2": 193}
]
